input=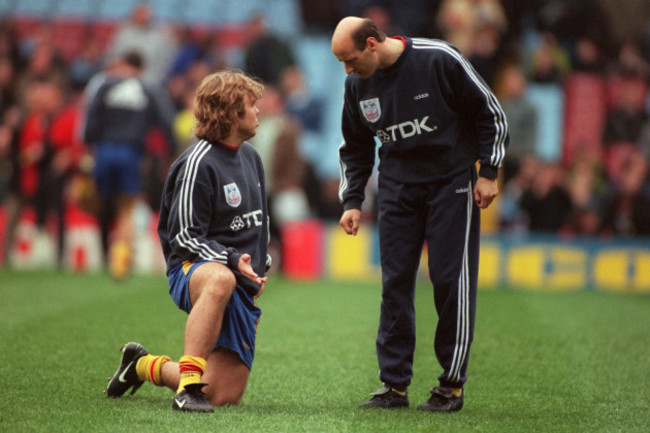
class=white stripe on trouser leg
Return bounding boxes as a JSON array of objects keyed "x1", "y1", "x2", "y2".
[{"x1": 448, "y1": 181, "x2": 473, "y2": 383}]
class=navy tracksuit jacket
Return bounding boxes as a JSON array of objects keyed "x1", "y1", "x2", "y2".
[
  {"x1": 158, "y1": 140, "x2": 270, "y2": 297},
  {"x1": 339, "y1": 37, "x2": 509, "y2": 389}
]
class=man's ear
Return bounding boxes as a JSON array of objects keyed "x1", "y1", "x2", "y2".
[{"x1": 366, "y1": 37, "x2": 378, "y2": 52}]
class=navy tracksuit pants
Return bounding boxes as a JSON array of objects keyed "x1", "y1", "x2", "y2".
[{"x1": 375, "y1": 167, "x2": 480, "y2": 390}]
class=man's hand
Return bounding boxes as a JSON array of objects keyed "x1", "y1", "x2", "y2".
[
  {"x1": 339, "y1": 208, "x2": 362, "y2": 235},
  {"x1": 238, "y1": 253, "x2": 268, "y2": 286},
  {"x1": 474, "y1": 176, "x2": 499, "y2": 209}
]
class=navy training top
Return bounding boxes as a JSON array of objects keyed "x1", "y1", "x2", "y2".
[
  {"x1": 83, "y1": 75, "x2": 177, "y2": 153},
  {"x1": 157, "y1": 139, "x2": 270, "y2": 296},
  {"x1": 339, "y1": 37, "x2": 509, "y2": 210}
]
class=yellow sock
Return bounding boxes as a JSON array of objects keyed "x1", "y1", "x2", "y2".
[
  {"x1": 177, "y1": 355, "x2": 207, "y2": 394},
  {"x1": 136, "y1": 354, "x2": 171, "y2": 386},
  {"x1": 449, "y1": 387, "x2": 463, "y2": 397}
]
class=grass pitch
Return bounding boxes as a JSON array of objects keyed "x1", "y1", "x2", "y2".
[{"x1": 0, "y1": 270, "x2": 648, "y2": 432}]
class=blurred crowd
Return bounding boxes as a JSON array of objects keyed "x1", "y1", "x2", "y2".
[
  {"x1": 1, "y1": 0, "x2": 650, "y2": 268},
  {"x1": 336, "y1": 0, "x2": 650, "y2": 239}
]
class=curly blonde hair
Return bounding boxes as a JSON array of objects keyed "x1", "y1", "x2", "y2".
[{"x1": 193, "y1": 69, "x2": 264, "y2": 143}]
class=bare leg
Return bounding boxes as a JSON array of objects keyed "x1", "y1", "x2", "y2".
[
  {"x1": 108, "y1": 194, "x2": 140, "y2": 279},
  {"x1": 113, "y1": 194, "x2": 139, "y2": 244},
  {"x1": 160, "y1": 361, "x2": 181, "y2": 392},
  {"x1": 159, "y1": 348, "x2": 250, "y2": 406},
  {"x1": 185, "y1": 261, "x2": 236, "y2": 358},
  {"x1": 202, "y1": 348, "x2": 250, "y2": 406},
  {"x1": 158, "y1": 261, "x2": 241, "y2": 406}
]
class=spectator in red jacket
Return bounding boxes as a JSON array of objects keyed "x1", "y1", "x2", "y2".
[{"x1": 13, "y1": 74, "x2": 84, "y2": 267}]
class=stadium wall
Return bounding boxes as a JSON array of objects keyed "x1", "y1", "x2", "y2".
[
  {"x1": 283, "y1": 220, "x2": 650, "y2": 294},
  {"x1": 1, "y1": 208, "x2": 649, "y2": 294}
]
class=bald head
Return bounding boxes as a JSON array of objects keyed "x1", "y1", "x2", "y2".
[
  {"x1": 332, "y1": 16, "x2": 386, "y2": 56},
  {"x1": 332, "y1": 17, "x2": 364, "y2": 53},
  {"x1": 332, "y1": 16, "x2": 399, "y2": 78}
]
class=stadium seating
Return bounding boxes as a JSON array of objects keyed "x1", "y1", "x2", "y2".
[
  {"x1": 2, "y1": 0, "x2": 301, "y2": 34},
  {"x1": 89, "y1": 20, "x2": 118, "y2": 53},
  {"x1": 51, "y1": 19, "x2": 88, "y2": 61},
  {"x1": 562, "y1": 72, "x2": 608, "y2": 166},
  {"x1": 1, "y1": 1, "x2": 649, "y2": 288}
]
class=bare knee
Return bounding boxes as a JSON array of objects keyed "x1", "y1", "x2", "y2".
[
  {"x1": 203, "y1": 266, "x2": 236, "y2": 301},
  {"x1": 205, "y1": 388, "x2": 245, "y2": 407},
  {"x1": 202, "y1": 348, "x2": 250, "y2": 407},
  {"x1": 210, "y1": 392, "x2": 244, "y2": 407}
]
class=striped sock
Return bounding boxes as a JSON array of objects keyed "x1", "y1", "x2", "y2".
[
  {"x1": 136, "y1": 354, "x2": 171, "y2": 386},
  {"x1": 177, "y1": 356, "x2": 207, "y2": 394}
]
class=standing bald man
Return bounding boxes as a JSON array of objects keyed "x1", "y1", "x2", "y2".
[{"x1": 332, "y1": 17, "x2": 508, "y2": 412}]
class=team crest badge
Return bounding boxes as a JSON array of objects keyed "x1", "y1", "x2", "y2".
[
  {"x1": 224, "y1": 183, "x2": 242, "y2": 207},
  {"x1": 360, "y1": 98, "x2": 381, "y2": 123}
]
